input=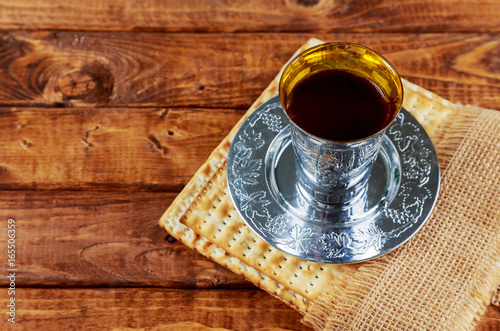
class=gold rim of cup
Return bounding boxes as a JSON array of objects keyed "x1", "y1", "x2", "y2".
[{"x1": 278, "y1": 42, "x2": 404, "y2": 143}]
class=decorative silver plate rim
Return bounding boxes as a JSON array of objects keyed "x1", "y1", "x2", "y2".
[{"x1": 227, "y1": 96, "x2": 440, "y2": 264}]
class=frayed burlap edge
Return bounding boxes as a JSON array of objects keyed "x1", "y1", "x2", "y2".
[{"x1": 303, "y1": 107, "x2": 500, "y2": 331}]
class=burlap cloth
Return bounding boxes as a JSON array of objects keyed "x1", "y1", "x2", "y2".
[{"x1": 159, "y1": 39, "x2": 500, "y2": 330}]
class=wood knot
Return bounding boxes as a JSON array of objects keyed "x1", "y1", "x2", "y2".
[
  {"x1": 287, "y1": 0, "x2": 336, "y2": 13},
  {"x1": 19, "y1": 139, "x2": 32, "y2": 148},
  {"x1": 296, "y1": 0, "x2": 320, "y2": 6},
  {"x1": 165, "y1": 235, "x2": 177, "y2": 243},
  {"x1": 148, "y1": 134, "x2": 168, "y2": 156},
  {"x1": 58, "y1": 72, "x2": 96, "y2": 97},
  {"x1": 55, "y1": 61, "x2": 114, "y2": 104}
]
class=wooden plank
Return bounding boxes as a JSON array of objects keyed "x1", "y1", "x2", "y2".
[
  {"x1": 0, "y1": 288, "x2": 311, "y2": 330},
  {"x1": 0, "y1": 0, "x2": 499, "y2": 33},
  {"x1": 0, "y1": 190, "x2": 497, "y2": 329},
  {"x1": 0, "y1": 107, "x2": 241, "y2": 191},
  {"x1": 0, "y1": 287, "x2": 497, "y2": 330},
  {"x1": 0, "y1": 32, "x2": 499, "y2": 110},
  {"x1": 477, "y1": 306, "x2": 500, "y2": 331},
  {"x1": 0, "y1": 191, "x2": 250, "y2": 288}
]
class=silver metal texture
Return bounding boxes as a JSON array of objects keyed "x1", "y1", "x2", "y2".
[
  {"x1": 227, "y1": 96, "x2": 440, "y2": 264},
  {"x1": 289, "y1": 114, "x2": 385, "y2": 224}
]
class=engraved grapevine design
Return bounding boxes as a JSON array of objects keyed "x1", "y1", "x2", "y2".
[
  {"x1": 231, "y1": 102, "x2": 286, "y2": 229},
  {"x1": 264, "y1": 214, "x2": 288, "y2": 235},
  {"x1": 383, "y1": 113, "x2": 433, "y2": 232},
  {"x1": 320, "y1": 224, "x2": 387, "y2": 259},
  {"x1": 249, "y1": 103, "x2": 284, "y2": 132},
  {"x1": 276, "y1": 225, "x2": 319, "y2": 254}
]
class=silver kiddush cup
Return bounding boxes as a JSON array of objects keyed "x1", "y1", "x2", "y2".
[{"x1": 278, "y1": 42, "x2": 404, "y2": 225}]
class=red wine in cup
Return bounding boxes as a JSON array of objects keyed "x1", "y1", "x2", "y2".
[{"x1": 285, "y1": 69, "x2": 395, "y2": 142}]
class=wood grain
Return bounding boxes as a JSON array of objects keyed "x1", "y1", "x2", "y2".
[
  {"x1": 0, "y1": 107, "x2": 241, "y2": 191},
  {"x1": 0, "y1": 32, "x2": 499, "y2": 110},
  {"x1": 0, "y1": 191, "x2": 249, "y2": 288},
  {"x1": 477, "y1": 306, "x2": 500, "y2": 331},
  {"x1": 0, "y1": 288, "x2": 311, "y2": 330},
  {"x1": 0, "y1": 288, "x2": 497, "y2": 330},
  {"x1": 0, "y1": 1, "x2": 498, "y2": 330},
  {"x1": 0, "y1": 0, "x2": 499, "y2": 33}
]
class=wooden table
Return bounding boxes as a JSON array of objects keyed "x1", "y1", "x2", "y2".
[{"x1": 0, "y1": 1, "x2": 499, "y2": 329}]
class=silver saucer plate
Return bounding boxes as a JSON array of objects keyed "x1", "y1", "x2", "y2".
[{"x1": 227, "y1": 96, "x2": 440, "y2": 264}]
